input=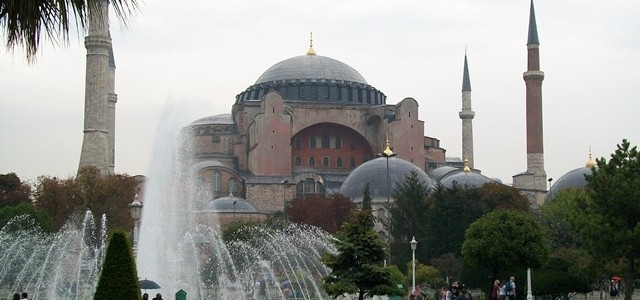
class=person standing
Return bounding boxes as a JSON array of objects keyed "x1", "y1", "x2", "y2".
[
  {"x1": 491, "y1": 280, "x2": 501, "y2": 300},
  {"x1": 455, "y1": 290, "x2": 469, "y2": 300},
  {"x1": 12, "y1": 293, "x2": 20, "y2": 300},
  {"x1": 504, "y1": 276, "x2": 516, "y2": 300},
  {"x1": 20, "y1": 292, "x2": 28, "y2": 300}
]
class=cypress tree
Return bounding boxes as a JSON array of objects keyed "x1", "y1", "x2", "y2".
[{"x1": 94, "y1": 229, "x2": 141, "y2": 300}]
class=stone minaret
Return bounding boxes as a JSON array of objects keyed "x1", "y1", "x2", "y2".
[
  {"x1": 78, "y1": 0, "x2": 115, "y2": 175},
  {"x1": 514, "y1": 0, "x2": 547, "y2": 205},
  {"x1": 107, "y1": 44, "x2": 117, "y2": 173},
  {"x1": 459, "y1": 52, "x2": 475, "y2": 169}
]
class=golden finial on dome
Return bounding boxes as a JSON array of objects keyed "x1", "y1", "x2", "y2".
[
  {"x1": 381, "y1": 132, "x2": 396, "y2": 158},
  {"x1": 463, "y1": 158, "x2": 471, "y2": 173},
  {"x1": 306, "y1": 32, "x2": 316, "y2": 56},
  {"x1": 586, "y1": 146, "x2": 596, "y2": 168}
]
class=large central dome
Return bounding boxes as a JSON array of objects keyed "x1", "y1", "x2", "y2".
[
  {"x1": 236, "y1": 50, "x2": 385, "y2": 105},
  {"x1": 255, "y1": 55, "x2": 368, "y2": 84}
]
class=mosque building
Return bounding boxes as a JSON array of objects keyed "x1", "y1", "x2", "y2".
[{"x1": 78, "y1": 0, "x2": 553, "y2": 228}]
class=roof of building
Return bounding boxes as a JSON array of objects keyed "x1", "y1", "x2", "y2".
[
  {"x1": 255, "y1": 54, "x2": 368, "y2": 85},
  {"x1": 340, "y1": 156, "x2": 436, "y2": 201},
  {"x1": 190, "y1": 114, "x2": 234, "y2": 126},
  {"x1": 547, "y1": 167, "x2": 592, "y2": 199},
  {"x1": 439, "y1": 170, "x2": 495, "y2": 188},
  {"x1": 527, "y1": 0, "x2": 540, "y2": 45}
]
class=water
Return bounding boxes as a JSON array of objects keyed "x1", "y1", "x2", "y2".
[
  {"x1": 135, "y1": 103, "x2": 338, "y2": 299},
  {"x1": 0, "y1": 211, "x2": 107, "y2": 300}
]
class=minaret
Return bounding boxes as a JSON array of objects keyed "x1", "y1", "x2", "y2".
[
  {"x1": 459, "y1": 51, "x2": 475, "y2": 169},
  {"x1": 514, "y1": 0, "x2": 547, "y2": 205},
  {"x1": 107, "y1": 43, "x2": 117, "y2": 173},
  {"x1": 78, "y1": 0, "x2": 113, "y2": 175}
]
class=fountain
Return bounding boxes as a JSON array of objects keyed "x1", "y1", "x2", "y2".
[
  {"x1": 0, "y1": 211, "x2": 107, "y2": 300},
  {"x1": 135, "y1": 104, "x2": 338, "y2": 299}
]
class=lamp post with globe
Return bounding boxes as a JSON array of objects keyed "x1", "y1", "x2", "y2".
[
  {"x1": 129, "y1": 194, "x2": 143, "y2": 258},
  {"x1": 410, "y1": 237, "x2": 418, "y2": 294}
]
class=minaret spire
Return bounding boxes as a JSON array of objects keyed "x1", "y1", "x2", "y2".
[
  {"x1": 459, "y1": 50, "x2": 475, "y2": 168},
  {"x1": 514, "y1": 0, "x2": 547, "y2": 206}
]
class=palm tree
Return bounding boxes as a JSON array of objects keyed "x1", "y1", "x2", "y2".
[{"x1": 1, "y1": 0, "x2": 138, "y2": 61}]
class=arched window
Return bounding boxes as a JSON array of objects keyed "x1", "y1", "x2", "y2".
[
  {"x1": 295, "y1": 155, "x2": 302, "y2": 166},
  {"x1": 349, "y1": 158, "x2": 356, "y2": 168},
  {"x1": 228, "y1": 178, "x2": 237, "y2": 194},
  {"x1": 304, "y1": 178, "x2": 315, "y2": 194},
  {"x1": 322, "y1": 156, "x2": 330, "y2": 167},
  {"x1": 336, "y1": 157, "x2": 343, "y2": 167},
  {"x1": 295, "y1": 137, "x2": 302, "y2": 150},
  {"x1": 309, "y1": 156, "x2": 316, "y2": 167},
  {"x1": 212, "y1": 171, "x2": 222, "y2": 193}
]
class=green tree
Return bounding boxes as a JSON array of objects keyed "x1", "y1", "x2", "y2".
[
  {"x1": 362, "y1": 182, "x2": 372, "y2": 211},
  {"x1": 322, "y1": 210, "x2": 401, "y2": 300},
  {"x1": 94, "y1": 229, "x2": 140, "y2": 300},
  {"x1": 0, "y1": 202, "x2": 53, "y2": 231},
  {"x1": 568, "y1": 139, "x2": 640, "y2": 300},
  {"x1": 407, "y1": 261, "x2": 446, "y2": 289},
  {"x1": 389, "y1": 170, "x2": 430, "y2": 269},
  {"x1": 462, "y1": 209, "x2": 548, "y2": 295},
  {"x1": 1, "y1": 0, "x2": 139, "y2": 61},
  {"x1": 532, "y1": 255, "x2": 592, "y2": 300}
]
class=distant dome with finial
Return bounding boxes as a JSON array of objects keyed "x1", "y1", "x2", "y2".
[
  {"x1": 306, "y1": 32, "x2": 316, "y2": 56},
  {"x1": 548, "y1": 150, "x2": 597, "y2": 200}
]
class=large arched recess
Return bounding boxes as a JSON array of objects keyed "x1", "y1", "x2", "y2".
[{"x1": 291, "y1": 123, "x2": 374, "y2": 171}]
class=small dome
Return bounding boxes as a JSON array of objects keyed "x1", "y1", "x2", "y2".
[
  {"x1": 548, "y1": 167, "x2": 592, "y2": 199},
  {"x1": 428, "y1": 166, "x2": 460, "y2": 182},
  {"x1": 204, "y1": 195, "x2": 259, "y2": 213},
  {"x1": 340, "y1": 157, "x2": 436, "y2": 201},
  {"x1": 439, "y1": 171, "x2": 495, "y2": 188},
  {"x1": 190, "y1": 114, "x2": 234, "y2": 126}
]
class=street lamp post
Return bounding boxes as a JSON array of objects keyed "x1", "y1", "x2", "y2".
[
  {"x1": 233, "y1": 200, "x2": 237, "y2": 222},
  {"x1": 410, "y1": 237, "x2": 418, "y2": 294},
  {"x1": 129, "y1": 194, "x2": 143, "y2": 258},
  {"x1": 380, "y1": 137, "x2": 396, "y2": 264}
]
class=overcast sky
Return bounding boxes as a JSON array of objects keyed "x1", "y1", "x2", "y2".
[{"x1": 1, "y1": 0, "x2": 638, "y2": 187}]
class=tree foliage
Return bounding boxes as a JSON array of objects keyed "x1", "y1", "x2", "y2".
[
  {"x1": 389, "y1": 170, "x2": 430, "y2": 269},
  {"x1": 0, "y1": 201, "x2": 53, "y2": 231},
  {"x1": 94, "y1": 229, "x2": 140, "y2": 300},
  {"x1": 567, "y1": 139, "x2": 640, "y2": 300},
  {"x1": 0, "y1": 173, "x2": 31, "y2": 207},
  {"x1": 1, "y1": 0, "x2": 139, "y2": 62},
  {"x1": 462, "y1": 209, "x2": 548, "y2": 293},
  {"x1": 322, "y1": 210, "x2": 401, "y2": 300},
  {"x1": 33, "y1": 167, "x2": 138, "y2": 232},
  {"x1": 532, "y1": 255, "x2": 592, "y2": 300},
  {"x1": 288, "y1": 193, "x2": 355, "y2": 234}
]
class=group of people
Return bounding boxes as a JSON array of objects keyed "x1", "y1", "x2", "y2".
[
  {"x1": 142, "y1": 292, "x2": 163, "y2": 300},
  {"x1": 10, "y1": 292, "x2": 28, "y2": 300},
  {"x1": 491, "y1": 276, "x2": 516, "y2": 300},
  {"x1": 437, "y1": 281, "x2": 472, "y2": 300}
]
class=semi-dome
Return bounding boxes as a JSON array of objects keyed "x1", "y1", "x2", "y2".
[
  {"x1": 340, "y1": 157, "x2": 436, "y2": 201},
  {"x1": 190, "y1": 114, "x2": 234, "y2": 126},
  {"x1": 203, "y1": 194, "x2": 259, "y2": 213},
  {"x1": 236, "y1": 51, "x2": 386, "y2": 105}
]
